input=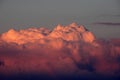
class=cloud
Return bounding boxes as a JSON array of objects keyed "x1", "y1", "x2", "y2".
[
  {"x1": 0, "y1": 23, "x2": 120, "y2": 80},
  {"x1": 0, "y1": 23, "x2": 95, "y2": 45},
  {"x1": 113, "y1": 15, "x2": 120, "y2": 17},
  {"x1": 93, "y1": 22, "x2": 120, "y2": 26},
  {"x1": 0, "y1": 39, "x2": 120, "y2": 80}
]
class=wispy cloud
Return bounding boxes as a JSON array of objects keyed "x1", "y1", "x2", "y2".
[{"x1": 93, "y1": 22, "x2": 120, "y2": 26}]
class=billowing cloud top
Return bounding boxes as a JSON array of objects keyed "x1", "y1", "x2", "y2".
[{"x1": 0, "y1": 23, "x2": 95, "y2": 45}]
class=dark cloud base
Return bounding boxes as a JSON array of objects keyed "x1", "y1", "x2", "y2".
[
  {"x1": 0, "y1": 39, "x2": 120, "y2": 80},
  {"x1": 0, "y1": 73, "x2": 120, "y2": 80}
]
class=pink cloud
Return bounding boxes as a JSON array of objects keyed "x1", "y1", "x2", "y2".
[{"x1": 0, "y1": 23, "x2": 120, "y2": 80}]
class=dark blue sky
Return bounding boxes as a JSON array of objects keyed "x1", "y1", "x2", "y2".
[{"x1": 0, "y1": 0, "x2": 120, "y2": 38}]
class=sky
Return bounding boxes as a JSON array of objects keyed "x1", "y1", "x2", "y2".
[
  {"x1": 0, "y1": 0, "x2": 120, "y2": 38},
  {"x1": 0, "y1": 1, "x2": 120, "y2": 79}
]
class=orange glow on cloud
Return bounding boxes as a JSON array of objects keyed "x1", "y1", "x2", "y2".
[
  {"x1": 0, "y1": 23, "x2": 120, "y2": 80},
  {"x1": 1, "y1": 23, "x2": 95, "y2": 45}
]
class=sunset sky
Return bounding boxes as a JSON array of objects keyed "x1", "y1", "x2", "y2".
[
  {"x1": 0, "y1": 1, "x2": 120, "y2": 80},
  {"x1": 0, "y1": 0, "x2": 120, "y2": 38}
]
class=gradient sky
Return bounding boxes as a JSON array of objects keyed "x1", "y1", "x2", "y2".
[{"x1": 0, "y1": 0, "x2": 120, "y2": 38}]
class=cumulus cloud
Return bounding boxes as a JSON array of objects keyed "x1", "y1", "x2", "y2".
[
  {"x1": 0, "y1": 23, "x2": 120, "y2": 80},
  {"x1": 1, "y1": 22, "x2": 95, "y2": 45}
]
